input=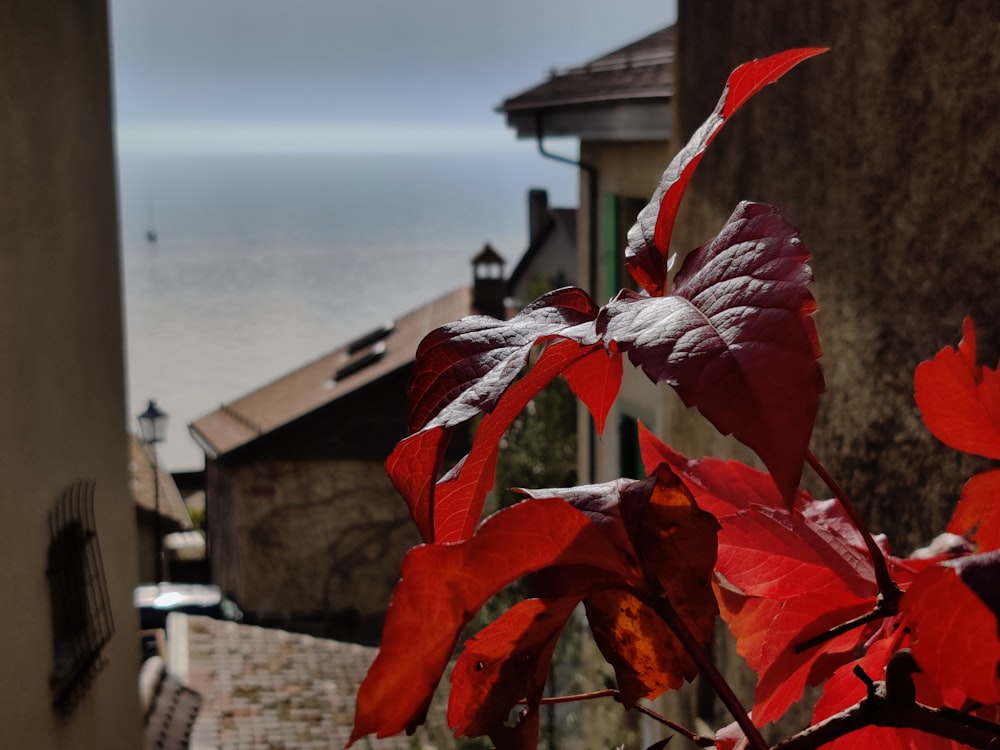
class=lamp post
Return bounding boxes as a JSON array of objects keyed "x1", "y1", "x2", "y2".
[{"x1": 138, "y1": 399, "x2": 169, "y2": 582}]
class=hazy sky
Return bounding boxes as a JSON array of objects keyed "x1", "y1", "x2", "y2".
[{"x1": 110, "y1": 0, "x2": 676, "y2": 153}]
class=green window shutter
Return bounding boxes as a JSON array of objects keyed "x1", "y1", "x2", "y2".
[{"x1": 600, "y1": 193, "x2": 621, "y2": 300}]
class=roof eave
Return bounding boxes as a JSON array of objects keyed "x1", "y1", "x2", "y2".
[
  {"x1": 188, "y1": 424, "x2": 221, "y2": 462},
  {"x1": 504, "y1": 99, "x2": 672, "y2": 142}
]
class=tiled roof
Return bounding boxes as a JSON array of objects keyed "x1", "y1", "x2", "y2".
[
  {"x1": 173, "y1": 615, "x2": 451, "y2": 750},
  {"x1": 129, "y1": 434, "x2": 192, "y2": 527},
  {"x1": 189, "y1": 286, "x2": 472, "y2": 459},
  {"x1": 500, "y1": 25, "x2": 675, "y2": 113}
]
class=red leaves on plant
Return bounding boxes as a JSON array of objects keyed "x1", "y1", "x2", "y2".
[
  {"x1": 449, "y1": 597, "x2": 578, "y2": 740},
  {"x1": 348, "y1": 497, "x2": 633, "y2": 745},
  {"x1": 916, "y1": 317, "x2": 1000, "y2": 553},
  {"x1": 352, "y1": 464, "x2": 722, "y2": 747},
  {"x1": 522, "y1": 468, "x2": 720, "y2": 704},
  {"x1": 915, "y1": 316, "x2": 1000, "y2": 460},
  {"x1": 639, "y1": 426, "x2": 882, "y2": 724},
  {"x1": 902, "y1": 551, "x2": 1000, "y2": 705},
  {"x1": 717, "y1": 584, "x2": 870, "y2": 726},
  {"x1": 585, "y1": 590, "x2": 696, "y2": 703},
  {"x1": 432, "y1": 339, "x2": 609, "y2": 543},
  {"x1": 589, "y1": 466, "x2": 720, "y2": 704},
  {"x1": 809, "y1": 639, "x2": 963, "y2": 750},
  {"x1": 625, "y1": 47, "x2": 827, "y2": 298},
  {"x1": 607, "y1": 203, "x2": 823, "y2": 502},
  {"x1": 629, "y1": 466, "x2": 720, "y2": 610},
  {"x1": 384, "y1": 425, "x2": 449, "y2": 542},
  {"x1": 948, "y1": 469, "x2": 1000, "y2": 552},
  {"x1": 562, "y1": 340, "x2": 623, "y2": 434},
  {"x1": 389, "y1": 338, "x2": 611, "y2": 543},
  {"x1": 407, "y1": 287, "x2": 599, "y2": 433}
]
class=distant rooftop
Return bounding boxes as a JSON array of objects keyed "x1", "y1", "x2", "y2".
[
  {"x1": 189, "y1": 286, "x2": 472, "y2": 459},
  {"x1": 129, "y1": 434, "x2": 192, "y2": 527},
  {"x1": 172, "y1": 615, "x2": 450, "y2": 750},
  {"x1": 500, "y1": 25, "x2": 675, "y2": 141}
]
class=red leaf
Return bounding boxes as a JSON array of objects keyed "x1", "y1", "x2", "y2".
[
  {"x1": 448, "y1": 597, "x2": 578, "y2": 740},
  {"x1": 810, "y1": 639, "x2": 962, "y2": 750},
  {"x1": 585, "y1": 467, "x2": 719, "y2": 704},
  {"x1": 388, "y1": 340, "x2": 602, "y2": 543},
  {"x1": 638, "y1": 421, "x2": 790, "y2": 516},
  {"x1": 407, "y1": 287, "x2": 599, "y2": 432},
  {"x1": 385, "y1": 425, "x2": 449, "y2": 542},
  {"x1": 522, "y1": 467, "x2": 720, "y2": 704},
  {"x1": 562, "y1": 340, "x2": 623, "y2": 434},
  {"x1": 623, "y1": 465, "x2": 719, "y2": 645},
  {"x1": 433, "y1": 340, "x2": 603, "y2": 543},
  {"x1": 716, "y1": 579, "x2": 870, "y2": 726},
  {"x1": 719, "y1": 506, "x2": 875, "y2": 601},
  {"x1": 947, "y1": 469, "x2": 1000, "y2": 552},
  {"x1": 585, "y1": 589, "x2": 697, "y2": 703},
  {"x1": 902, "y1": 552, "x2": 1000, "y2": 705},
  {"x1": 519, "y1": 478, "x2": 644, "y2": 563},
  {"x1": 349, "y1": 498, "x2": 634, "y2": 744},
  {"x1": 914, "y1": 316, "x2": 1000, "y2": 460},
  {"x1": 607, "y1": 203, "x2": 824, "y2": 503},
  {"x1": 625, "y1": 48, "x2": 827, "y2": 297},
  {"x1": 647, "y1": 435, "x2": 897, "y2": 724}
]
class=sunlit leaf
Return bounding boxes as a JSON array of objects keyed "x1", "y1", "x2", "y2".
[
  {"x1": 606, "y1": 202, "x2": 823, "y2": 502},
  {"x1": 348, "y1": 498, "x2": 633, "y2": 744},
  {"x1": 914, "y1": 316, "x2": 1000, "y2": 460},
  {"x1": 625, "y1": 48, "x2": 827, "y2": 297},
  {"x1": 408, "y1": 287, "x2": 599, "y2": 432},
  {"x1": 902, "y1": 551, "x2": 1000, "y2": 705},
  {"x1": 449, "y1": 597, "x2": 578, "y2": 740},
  {"x1": 811, "y1": 639, "x2": 961, "y2": 750},
  {"x1": 947, "y1": 469, "x2": 1000, "y2": 552}
]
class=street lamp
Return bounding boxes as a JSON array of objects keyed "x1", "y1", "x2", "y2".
[{"x1": 138, "y1": 399, "x2": 169, "y2": 582}]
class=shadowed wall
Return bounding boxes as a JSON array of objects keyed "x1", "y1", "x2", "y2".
[{"x1": 673, "y1": 0, "x2": 1000, "y2": 552}]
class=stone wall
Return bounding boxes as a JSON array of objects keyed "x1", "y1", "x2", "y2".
[
  {"x1": 673, "y1": 0, "x2": 1000, "y2": 552},
  {"x1": 207, "y1": 457, "x2": 419, "y2": 643},
  {"x1": 644, "y1": 2, "x2": 1000, "y2": 743}
]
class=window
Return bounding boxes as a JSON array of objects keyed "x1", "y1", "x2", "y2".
[
  {"x1": 618, "y1": 415, "x2": 644, "y2": 480},
  {"x1": 600, "y1": 193, "x2": 646, "y2": 299},
  {"x1": 47, "y1": 480, "x2": 115, "y2": 713}
]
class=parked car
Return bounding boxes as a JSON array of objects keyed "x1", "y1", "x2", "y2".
[{"x1": 135, "y1": 583, "x2": 242, "y2": 658}]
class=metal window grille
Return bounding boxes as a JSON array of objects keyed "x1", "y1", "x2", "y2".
[{"x1": 46, "y1": 480, "x2": 116, "y2": 713}]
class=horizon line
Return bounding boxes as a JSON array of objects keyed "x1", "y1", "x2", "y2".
[{"x1": 115, "y1": 122, "x2": 578, "y2": 156}]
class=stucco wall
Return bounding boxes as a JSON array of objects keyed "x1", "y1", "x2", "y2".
[
  {"x1": 672, "y1": 1, "x2": 1000, "y2": 552},
  {"x1": 207, "y1": 458, "x2": 419, "y2": 642},
  {"x1": 0, "y1": 1, "x2": 143, "y2": 747}
]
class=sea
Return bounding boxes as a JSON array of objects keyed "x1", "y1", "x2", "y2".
[{"x1": 117, "y1": 148, "x2": 578, "y2": 470}]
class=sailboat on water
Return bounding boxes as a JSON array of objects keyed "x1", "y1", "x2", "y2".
[{"x1": 146, "y1": 196, "x2": 158, "y2": 243}]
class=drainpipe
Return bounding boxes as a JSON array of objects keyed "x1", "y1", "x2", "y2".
[{"x1": 533, "y1": 113, "x2": 599, "y2": 484}]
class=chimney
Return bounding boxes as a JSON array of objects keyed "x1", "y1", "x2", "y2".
[
  {"x1": 528, "y1": 188, "x2": 549, "y2": 244},
  {"x1": 471, "y1": 244, "x2": 506, "y2": 319}
]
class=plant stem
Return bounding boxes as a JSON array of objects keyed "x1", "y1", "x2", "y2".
[
  {"x1": 792, "y1": 603, "x2": 889, "y2": 654},
  {"x1": 805, "y1": 450, "x2": 901, "y2": 606},
  {"x1": 648, "y1": 593, "x2": 769, "y2": 750},
  {"x1": 770, "y1": 692, "x2": 1000, "y2": 750}
]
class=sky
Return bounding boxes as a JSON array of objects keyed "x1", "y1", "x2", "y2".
[{"x1": 110, "y1": 0, "x2": 677, "y2": 154}]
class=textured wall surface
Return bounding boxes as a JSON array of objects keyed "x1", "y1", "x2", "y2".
[
  {"x1": 207, "y1": 458, "x2": 418, "y2": 642},
  {"x1": 0, "y1": 1, "x2": 143, "y2": 747},
  {"x1": 673, "y1": 0, "x2": 1000, "y2": 552}
]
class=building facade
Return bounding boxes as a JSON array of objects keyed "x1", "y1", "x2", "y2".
[{"x1": 0, "y1": 2, "x2": 143, "y2": 746}]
